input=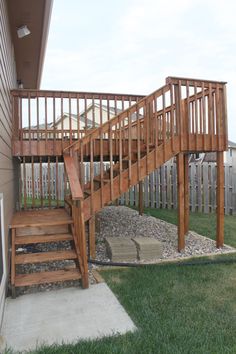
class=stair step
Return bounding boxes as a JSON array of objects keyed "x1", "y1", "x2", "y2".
[
  {"x1": 15, "y1": 250, "x2": 77, "y2": 264},
  {"x1": 94, "y1": 176, "x2": 110, "y2": 183},
  {"x1": 123, "y1": 156, "x2": 136, "y2": 162},
  {"x1": 84, "y1": 189, "x2": 91, "y2": 196},
  {"x1": 15, "y1": 233, "x2": 73, "y2": 245},
  {"x1": 15, "y1": 268, "x2": 81, "y2": 287}
]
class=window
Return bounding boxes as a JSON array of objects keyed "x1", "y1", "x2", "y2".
[{"x1": 230, "y1": 148, "x2": 232, "y2": 158}]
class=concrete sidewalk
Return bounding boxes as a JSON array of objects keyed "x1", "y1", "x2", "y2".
[{"x1": 0, "y1": 283, "x2": 136, "y2": 352}]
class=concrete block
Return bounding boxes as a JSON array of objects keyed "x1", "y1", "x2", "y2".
[
  {"x1": 132, "y1": 237, "x2": 163, "y2": 260},
  {"x1": 105, "y1": 237, "x2": 137, "y2": 262}
]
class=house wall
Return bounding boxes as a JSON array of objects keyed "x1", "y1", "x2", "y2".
[
  {"x1": 224, "y1": 148, "x2": 236, "y2": 165},
  {"x1": 0, "y1": 0, "x2": 18, "y2": 310}
]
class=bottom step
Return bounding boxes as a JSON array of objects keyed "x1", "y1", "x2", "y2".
[{"x1": 15, "y1": 268, "x2": 81, "y2": 287}]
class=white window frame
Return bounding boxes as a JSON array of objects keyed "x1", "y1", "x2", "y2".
[{"x1": 0, "y1": 193, "x2": 7, "y2": 328}]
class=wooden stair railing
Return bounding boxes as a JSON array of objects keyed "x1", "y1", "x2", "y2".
[
  {"x1": 64, "y1": 155, "x2": 89, "y2": 288},
  {"x1": 63, "y1": 77, "x2": 227, "y2": 257}
]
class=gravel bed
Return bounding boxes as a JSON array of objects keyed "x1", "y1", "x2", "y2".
[
  {"x1": 95, "y1": 206, "x2": 235, "y2": 262},
  {"x1": 11, "y1": 206, "x2": 235, "y2": 297}
]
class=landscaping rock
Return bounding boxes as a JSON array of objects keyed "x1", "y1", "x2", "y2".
[
  {"x1": 105, "y1": 237, "x2": 137, "y2": 262},
  {"x1": 132, "y1": 237, "x2": 163, "y2": 260},
  {"x1": 95, "y1": 206, "x2": 235, "y2": 263}
]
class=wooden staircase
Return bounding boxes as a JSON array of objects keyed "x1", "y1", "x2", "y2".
[
  {"x1": 10, "y1": 76, "x2": 228, "y2": 296},
  {"x1": 10, "y1": 209, "x2": 88, "y2": 298}
]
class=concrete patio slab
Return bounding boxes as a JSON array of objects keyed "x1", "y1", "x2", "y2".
[{"x1": 0, "y1": 283, "x2": 136, "y2": 352}]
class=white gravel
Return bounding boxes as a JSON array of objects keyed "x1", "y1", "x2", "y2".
[
  {"x1": 95, "y1": 206, "x2": 235, "y2": 262},
  {"x1": 13, "y1": 206, "x2": 235, "y2": 296}
]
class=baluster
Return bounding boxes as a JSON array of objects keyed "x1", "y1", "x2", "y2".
[{"x1": 109, "y1": 121, "x2": 114, "y2": 200}]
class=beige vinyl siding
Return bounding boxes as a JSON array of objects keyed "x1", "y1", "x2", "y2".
[{"x1": 0, "y1": 0, "x2": 18, "y2": 268}]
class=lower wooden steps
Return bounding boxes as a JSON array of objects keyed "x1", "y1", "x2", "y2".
[
  {"x1": 15, "y1": 268, "x2": 81, "y2": 287},
  {"x1": 15, "y1": 233, "x2": 73, "y2": 245},
  {"x1": 15, "y1": 250, "x2": 77, "y2": 264}
]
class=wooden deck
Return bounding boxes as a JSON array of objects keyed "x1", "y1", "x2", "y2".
[{"x1": 9, "y1": 76, "x2": 228, "y2": 295}]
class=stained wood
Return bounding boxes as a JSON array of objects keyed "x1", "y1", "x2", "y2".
[
  {"x1": 184, "y1": 154, "x2": 189, "y2": 234},
  {"x1": 15, "y1": 249, "x2": 77, "y2": 264},
  {"x1": 216, "y1": 151, "x2": 224, "y2": 247},
  {"x1": 78, "y1": 200, "x2": 89, "y2": 289},
  {"x1": 64, "y1": 155, "x2": 83, "y2": 200},
  {"x1": 89, "y1": 216, "x2": 96, "y2": 259},
  {"x1": 15, "y1": 268, "x2": 81, "y2": 287},
  {"x1": 177, "y1": 153, "x2": 185, "y2": 251},
  {"x1": 11, "y1": 208, "x2": 73, "y2": 228},
  {"x1": 15, "y1": 233, "x2": 73, "y2": 245}
]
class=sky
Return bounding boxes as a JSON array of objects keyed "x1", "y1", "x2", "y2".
[{"x1": 41, "y1": 0, "x2": 236, "y2": 142}]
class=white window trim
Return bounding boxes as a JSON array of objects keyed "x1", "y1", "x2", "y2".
[{"x1": 0, "y1": 193, "x2": 7, "y2": 329}]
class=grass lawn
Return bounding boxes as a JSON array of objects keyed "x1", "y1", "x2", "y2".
[
  {"x1": 11, "y1": 209, "x2": 236, "y2": 354},
  {"x1": 24, "y1": 254, "x2": 236, "y2": 354},
  {"x1": 21, "y1": 197, "x2": 64, "y2": 208},
  {"x1": 140, "y1": 208, "x2": 236, "y2": 248}
]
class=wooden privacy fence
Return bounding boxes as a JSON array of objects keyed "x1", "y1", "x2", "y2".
[
  {"x1": 120, "y1": 162, "x2": 236, "y2": 215},
  {"x1": 21, "y1": 161, "x2": 236, "y2": 215}
]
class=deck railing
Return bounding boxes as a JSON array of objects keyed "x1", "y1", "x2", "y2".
[
  {"x1": 62, "y1": 78, "x2": 227, "y2": 220},
  {"x1": 11, "y1": 89, "x2": 144, "y2": 146},
  {"x1": 15, "y1": 77, "x2": 227, "y2": 215}
]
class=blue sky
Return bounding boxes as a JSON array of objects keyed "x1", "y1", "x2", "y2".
[{"x1": 41, "y1": 0, "x2": 236, "y2": 142}]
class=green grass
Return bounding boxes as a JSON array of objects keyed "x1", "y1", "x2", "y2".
[
  {"x1": 140, "y1": 208, "x2": 236, "y2": 248},
  {"x1": 9, "y1": 208, "x2": 236, "y2": 354},
  {"x1": 21, "y1": 197, "x2": 64, "y2": 208},
  {"x1": 17, "y1": 254, "x2": 236, "y2": 354}
]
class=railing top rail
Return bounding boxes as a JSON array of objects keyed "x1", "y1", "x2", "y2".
[
  {"x1": 11, "y1": 88, "x2": 145, "y2": 100},
  {"x1": 166, "y1": 76, "x2": 227, "y2": 87}
]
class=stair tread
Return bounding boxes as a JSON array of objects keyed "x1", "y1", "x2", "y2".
[
  {"x1": 11, "y1": 209, "x2": 73, "y2": 229},
  {"x1": 15, "y1": 233, "x2": 73, "y2": 245},
  {"x1": 15, "y1": 250, "x2": 77, "y2": 264},
  {"x1": 94, "y1": 176, "x2": 110, "y2": 183},
  {"x1": 15, "y1": 268, "x2": 81, "y2": 287}
]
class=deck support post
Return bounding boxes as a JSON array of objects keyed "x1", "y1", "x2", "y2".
[
  {"x1": 139, "y1": 180, "x2": 144, "y2": 215},
  {"x1": 88, "y1": 216, "x2": 96, "y2": 259},
  {"x1": 184, "y1": 154, "x2": 189, "y2": 234},
  {"x1": 177, "y1": 153, "x2": 185, "y2": 251},
  {"x1": 216, "y1": 151, "x2": 224, "y2": 247}
]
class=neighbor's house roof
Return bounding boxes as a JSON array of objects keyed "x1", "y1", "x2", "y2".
[
  {"x1": 7, "y1": 0, "x2": 53, "y2": 89},
  {"x1": 228, "y1": 140, "x2": 236, "y2": 149},
  {"x1": 27, "y1": 103, "x2": 144, "y2": 130}
]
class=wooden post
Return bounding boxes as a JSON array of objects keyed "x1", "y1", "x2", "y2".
[
  {"x1": 13, "y1": 96, "x2": 19, "y2": 140},
  {"x1": 216, "y1": 151, "x2": 224, "y2": 247},
  {"x1": 139, "y1": 180, "x2": 143, "y2": 215},
  {"x1": 184, "y1": 154, "x2": 189, "y2": 234},
  {"x1": 78, "y1": 200, "x2": 89, "y2": 288},
  {"x1": 177, "y1": 153, "x2": 185, "y2": 251},
  {"x1": 11, "y1": 228, "x2": 16, "y2": 298},
  {"x1": 88, "y1": 216, "x2": 96, "y2": 259}
]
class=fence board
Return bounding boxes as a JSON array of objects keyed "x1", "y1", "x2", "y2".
[{"x1": 21, "y1": 160, "x2": 235, "y2": 214}]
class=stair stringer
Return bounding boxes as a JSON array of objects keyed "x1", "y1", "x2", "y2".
[{"x1": 83, "y1": 136, "x2": 180, "y2": 221}]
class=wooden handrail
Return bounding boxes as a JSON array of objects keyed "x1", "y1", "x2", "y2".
[
  {"x1": 11, "y1": 89, "x2": 145, "y2": 100},
  {"x1": 64, "y1": 84, "x2": 170, "y2": 152},
  {"x1": 64, "y1": 155, "x2": 83, "y2": 200},
  {"x1": 166, "y1": 76, "x2": 227, "y2": 87}
]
